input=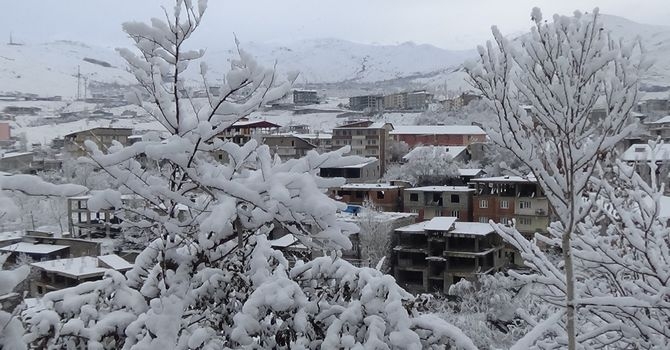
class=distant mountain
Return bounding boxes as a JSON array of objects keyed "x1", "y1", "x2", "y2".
[
  {"x1": 2, "y1": 15, "x2": 670, "y2": 99},
  {"x1": 0, "y1": 40, "x2": 133, "y2": 98},
  {"x1": 206, "y1": 38, "x2": 476, "y2": 84},
  {"x1": 415, "y1": 14, "x2": 670, "y2": 94}
]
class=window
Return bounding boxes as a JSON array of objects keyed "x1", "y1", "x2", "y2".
[
  {"x1": 451, "y1": 194, "x2": 460, "y2": 203},
  {"x1": 355, "y1": 191, "x2": 364, "y2": 199},
  {"x1": 518, "y1": 217, "x2": 532, "y2": 225},
  {"x1": 410, "y1": 208, "x2": 419, "y2": 214},
  {"x1": 500, "y1": 200, "x2": 509, "y2": 209},
  {"x1": 478, "y1": 216, "x2": 489, "y2": 223},
  {"x1": 519, "y1": 201, "x2": 531, "y2": 209},
  {"x1": 377, "y1": 191, "x2": 385, "y2": 199},
  {"x1": 479, "y1": 199, "x2": 489, "y2": 208},
  {"x1": 409, "y1": 193, "x2": 418, "y2": 202},
  {"x1": 450, "y1": 210, "x2": 460, "y2": 218},
  {"x1": 500, "y1": 217, "x2": 510, "y2": 225}
]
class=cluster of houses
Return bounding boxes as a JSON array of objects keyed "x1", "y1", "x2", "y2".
[{"x1": 3, "y1": 88, "x2": 670, "y2": 298}]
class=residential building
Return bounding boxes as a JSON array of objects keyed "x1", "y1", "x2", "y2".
[
  {"x1": 403, "y1": 186, "x2": 474, "y2": 221},
  {"x1": 458, "y1": 168, "x2": 486, "y2": 184},
  {"x1": 64, "y1": 127, "x2": 133, "y2": 157},
  {"x1": 0, "y1": 152, "x2": 34, "y2": 173},
  {"x1": 263, "y1": 134, "x2": 317, "y2": 161},
  {"x1": 30, "y1": 254, "x2": 132, "y2": 296},
  {"x1": 644, "y1": 115, "x2": 670, "y2": 140},
  {"x1": 293, "y1": 90, "x2": 319, "y2": 105},
  {"x1": 405, "y1": 91, "x2": 433, "y2": 111},
  {"x1": 67, "y1": 195, "x2": 148, "y2": 238},
  {"x1": 0, "y1": 242, "x2": 70, "y2": 266},
  {"x1": 295, "y1": 133, "x2": 332, "y2": 152},
  {"x1": 442, "y1": 92, "x2": 482, "y2": 110},
  {"x1": 390, "y1": 125, "x2": 487, "y2": 147},
  {"x1": 332, "y1": 120, "x2": 393, "y2": 175},
  {"x1": 392, "y1": 217, "x2": 506, "y2": 293},
  {"x1": 320, "y1": 158, "x2": 380, "y2": 183},
  {"x1": 621, "y1": 143, "x2": 670, "y2": 193},
  {"x1": 636, "y1": 91, "x2": 670, "y2": 117},
  {"x1": 330, "y1": 182, "x2": 405, "y2": 212},
  {"x1": 383, "y1": 93, "x2": 407, "y2": 110},
  {"x1": 217, "y1": 119, "x2": 281, "y2": 146},
  {"x1": 471, "y1": 175, "x2": 550, "y2": 237},
  {"x1": 0, "y1": 122, "x2": 10, "y2": 141},
  {"x1": 349, "y1": 95, "x2": 383, "y2": 111}
]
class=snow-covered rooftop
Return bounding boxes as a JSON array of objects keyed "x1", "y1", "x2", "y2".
[
  {"x1": 407, "y1": 186, "x2": 474, "y2": 192},
  {"x1": 340, "y1": 158, "x2": 378, "y2": 168},
  {"x1": 424, "y1": 217, "x2": 457, "y2": 231},
  {"x1": 0, "y1": 231, "x2": 22, "y2": 243},
  {"x1": 97, "y1": 254, "x2": 133, "y2": 270},
  {"x1": 402, "y1": 146, "x2": 467, "y2": 162},
  {"x1": 471, "y1": 175, "x2": 537, "y2": 183},
  {"x1": 31, "y1": 254, "x2": 132, "y2": 279},
  {"x1": 269, "y1": 234, "x2": 307, "y2": 249},
  {"x1": 390, "y1": 125, "x2": 486, "y2": 135},
  {"x1": 0, "y1": 151, "x2": 34, "y2": 159},
  {"x1": 340, "y1": 183, "x2": 401, "y2": 190},
  {"x1": 395, "y1": 218, "x2": 496, "y2": 236},
  {"x1": 458, "y1": 168, "x2": 484, "y2": 177},
  {"x1": 451, "y1": 222, "x2": 495, "y2": 236},
  {"x1": 647, "y1": 115, "x2": 670, "y2": 124},
  {"x1": 621, "y1": 144, "x2": 670, "y2": 162},
  {"x1": 0, "y1": 242, "x2": 69, "y2": 255}
]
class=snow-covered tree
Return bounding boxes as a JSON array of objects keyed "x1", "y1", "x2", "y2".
[
  {"x1": 384, "y1": 146, "x2": 463, "y2": 186},
  {"x1": 467, "y1": 7, "x2": 649, "y2": 349},
  {"x1": 355, "y1": 201, "x2": 393, "y2": 271},
  {"x1": 22, "y1": 1, "x2": 476, "y2": 348}
]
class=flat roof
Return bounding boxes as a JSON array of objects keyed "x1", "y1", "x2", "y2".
[
  {"x1": 471, "y1": 175, "x2": 537, "y2": 183},
  {"x1": 97, "y1": 254, "x2": 133, "y2": 270},
  {"x1": 0, "y1": 242, "x2": 69, "y2": 255},
  {"x1": 407, "y1": 186, "x2": 474, "y2": 192},
  {"x1": 31, "y1": 254, "x2": 132, "y2": 280},
  {"x1": 451, "y1": 222, "x2": 495, "y2": 236},
  {"x1": 395, "y1": 218, "x2": 496, "y2": 236},
  {"x1": 1, "y1": 152, "x2": 34, "y2": 159},
  {"x1": 340, "y1": 183, "x2": 401, "y2": 190},
  {"x1": 390, "y1": 125, "x2": 486, "y2": 135},
  {"x1": 458, "y1": 168, "x2": 484, "y2": 177}
]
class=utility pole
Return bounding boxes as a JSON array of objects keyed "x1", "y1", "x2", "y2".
[{"x1": 76, "y1": 65, "x2": 81, "y2": 100}]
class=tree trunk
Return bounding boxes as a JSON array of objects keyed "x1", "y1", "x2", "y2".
[{"x1": 562, "y1": 228, "x2": 576, "y2": 350}]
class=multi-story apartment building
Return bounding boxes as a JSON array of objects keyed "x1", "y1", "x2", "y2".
[
  {"x1": 405, "y1": 91, "x2": 433, "y2": 111},
  {"x1": 330, "y1": 182, "x2": 405, "y2": 212},
  {"x1": 390, "y1": 125, "x2": 487, "y2": 148},
  {"x1": 403, "y1": 186, "x2": 474, "y2": 221},
  {"x1": 64, "y1": 127, "x2": 133, "y2": 157},
  {"x1": 349, "y1": 95, "x2": 383, "y2": 111},
  {"x1": 292, "y1": 89, "x2": 319, "y2": 105},
  {"x1": 383, "y1": 93, "x2": 407, "y2": 110},
  {"x1": 470, "y1": 175, "x2": 550, "y2": 237},
  {"x1": 332, "y1": 120, "x2": 393, "y2": 175},
  {"x1": 392, "y1": 216, "x2": 506, "y2": 293}
]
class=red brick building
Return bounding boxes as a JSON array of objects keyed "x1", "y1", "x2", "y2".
[
  {"x1": 390, "y1": 125, "x2": 487, "y2": 147},
  {"x1": 330, "y1": 183, "x2": 405, "y2": 212}
]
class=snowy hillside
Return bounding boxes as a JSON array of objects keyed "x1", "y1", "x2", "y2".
[
  {"x1": 0, "y1": 41, "x2": 134, "y2": 98},
  {"x1": 206, "y1": 38, "x2": 475, "y2": 84},
  {"x1": 415, "y1": 14, "x2": 670, "y2": 93}
]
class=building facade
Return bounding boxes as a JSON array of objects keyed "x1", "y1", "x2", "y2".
[
  {"x1": 390, "y1": 125, "x2": 487, "y2": 148},
  {"x1": 332, "y1": 121, "x2": 393, "y2": 175},
  {"x1": 64, "y1": 127, "x2": 133, "y2": 157},
  {"x1": 330, "y1": 183, "x2": 405, "y2": 212},
  {"x1": 263, "y1": 134, "x2": 317, "y2": 161},
  {"x1": 320, "y1": 158, "x2": 380, "y2": 183},
  {"x1": 392, "y1": 217, "x2": 506, "y2": 294},
  {"x1": 403, "y1": 186, "x2": 474, "y2": 221},
  {"x1": 293, "y1": 90, "x2": 319, "y2": 105}
]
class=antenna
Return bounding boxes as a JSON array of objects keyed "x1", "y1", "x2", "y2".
[{"x1": 77, "y1": 65, "x2": 81, "y2": 100}]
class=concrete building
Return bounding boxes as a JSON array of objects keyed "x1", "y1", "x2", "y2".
[
  {"x1": 0, "y1": 152, "x2": 34, "y2": 173},
  {"x1": 217, "y1": 119, "x2": 281, "y2": 146},
  {"x1": 293, "y1": 90, "x2": 319, "y2": 105},
  {"x1": 383, "y1": 93, "x2": 407, "y2": 110},
  {"x1": 30, "y1": 254, "x2": 132, "y2": 297},
  {"x1": 390, "y1": 125, "x2": 487, "y2": 148},
  {"x1": 392, "y1": 217, "x2": 506, "y2": 294},
  {"x1": 405, "y1": 91, "x2": 433, "y2": 111},
  {"x1": 332, "y1": 120, "x2": 393, "y2": 175},
  {"x1": 330, "y1": 182, "x2": 405, "y2": 212},
  {"x1": 636, "y1": 91, "x2": 670, "y2": 118},
  {"x1": 403, "y1": 186, "x2": 474, "y2": 221},
  {"x1": 320, "y1": 158, "x2": 380, "y2": 183},
  {"x1": 263, "y1": 134, "x2": 317, "y2": 161},
  {"x1": 401, "y1": 145, "x2": 469, "y2": 164},
  {"x1": 349, "y1": 95, "x2": 383, "y2": 111},
  {"x1": 470, "y1": 175, "x2": 550, "y2": 238},
  {"x1": 64, "y1": 127, "x2": 133, "y2": 157}
]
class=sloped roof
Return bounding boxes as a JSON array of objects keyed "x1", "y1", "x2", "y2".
[
  {"x1": 402, "y1": 146, "x2": 467, "y2": 162},
  {"x1": 621, "y1": 144, "x2": 670, "y2": 162}
]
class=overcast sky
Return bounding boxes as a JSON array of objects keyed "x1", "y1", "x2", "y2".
[{"x1": 3, "y1": 0, "x2": 669, "y2": 50}]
